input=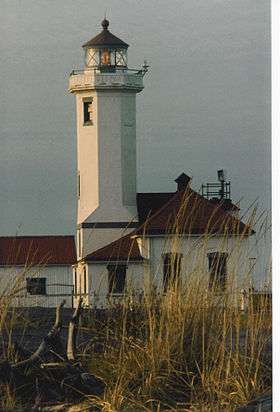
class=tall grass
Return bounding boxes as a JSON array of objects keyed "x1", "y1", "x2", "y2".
[
  {"x1": 84, "y1": 203, "x2": 271, "y2": 411},
  {"x1": 0, "y1": 201, "x2": 271, "y2": 411},
  {"x1": 0, "y1": 259, "x2": 49, "y2": 410},
  {"x1": 86, "y1": 277, "x2": 271, "y2": 411},
  {"x1": 0, "y1": 268, "x2": 27, "y2": 411}
]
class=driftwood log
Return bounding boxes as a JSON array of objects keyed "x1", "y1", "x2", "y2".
[
  {"x1": 0, "y1": 299, "x2": 105, "y2": 409},
  {"x1": 67, "y1": 297, "x2": 82, "y2": 361}
]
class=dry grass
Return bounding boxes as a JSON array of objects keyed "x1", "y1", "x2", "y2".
[
  {"x1": 0, "y1": 269, "x2": 27, "y2": 411},
  {"x1": 84, "y1": 278, "x2": 271, "y2": 412},
  {"x1": 0, "y1": 204, "x2": 271, "y2": 411},
  {"x1": 83, "y1": 204, "x2": 271, "y2": 411}
]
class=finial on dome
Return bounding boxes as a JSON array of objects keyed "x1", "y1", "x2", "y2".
[{"x1": 102, "y1": 18, "x2": 109, "y2": 30}]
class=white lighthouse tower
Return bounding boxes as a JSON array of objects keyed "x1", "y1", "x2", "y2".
[{"x1": 69, "y1": 19, "x2": 146, "y2": 259}]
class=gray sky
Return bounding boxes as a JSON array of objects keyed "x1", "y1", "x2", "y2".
[{"x1": 0, "y1": 0, "x2": 270, "y2": 237}]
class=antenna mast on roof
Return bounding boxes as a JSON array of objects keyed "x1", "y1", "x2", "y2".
[{"x1": 201, "y1": 169, "x2": 231, "y2": 201}]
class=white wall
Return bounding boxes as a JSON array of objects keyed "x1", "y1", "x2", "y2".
[
  {"x1": 78, "y1": 226, "x2": 135, "y2": 259},
  {"x1": 0, "y1": 265, "x2": 74, "y2": 307},
  {"x1": 76, "y1": 90, "x2": 99, "y2": 225},
  {"x1": 73, "y1": 71, "x2": 144, "y2": 258},
  {"x1": 148, "y1": 234, "x2": 253, "y2": 291},
  {"x1": 73, "y1": 233, "x2": 254, "y2": 308},
  {"x1": 76, "y1": 87, "x2": 140, "y2": 227},
  {"x1": 74, "y1": 261, "x2": 145, "y2": 308}
]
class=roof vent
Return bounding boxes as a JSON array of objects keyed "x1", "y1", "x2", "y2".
[{"x1": 175, "y1": 173, "x2": 191, "y2": 191}]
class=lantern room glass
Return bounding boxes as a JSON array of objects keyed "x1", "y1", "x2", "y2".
[
  {"x1": 101, "y1": 49, "x2": 111, "y2": 65},
  {"x1": 85, "y1": 47, "x2": 127, "y2": 70},
  {"x1": 85, "y1": 49, "x2": 99, "y2": 67}
]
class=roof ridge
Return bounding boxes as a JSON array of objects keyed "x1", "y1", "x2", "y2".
[
  {"x1": 134, "y1": 187, "x2": 252, "y2": 236},
  {"x1": 134, "y1": 190, "x2": 184, "y2": 235},
  {"x1": 83, "y1": 28, "x2": 129, "y2": 48},
  {"x1": 192, "y1": 190, "x2": 249, "y2": 226}
]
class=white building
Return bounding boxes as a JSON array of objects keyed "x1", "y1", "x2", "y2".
[
  {"x1": 0, "y1": 236, "x2": 76, "y2": 307},
  {"x1": 0, "y1": 20, "x2": 254, "y2": 310},
  {"x1": 69, "y1": 19, "x2": 254, "y2": 308}
]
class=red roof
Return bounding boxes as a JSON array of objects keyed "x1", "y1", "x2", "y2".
[
  {"x1": 84, "y1": 188, "x2": 252, "y2": 263},
  {"x1": 83, "y1": 19, "x2": 129, "y2": 49},
  {"x1": 137, "y1": 192, "x2": 175, "y2": 224},
  {"x1": 209, "y1": 198, "x2": 240, "y2": 212},
  {"x1": 0, "y1": 236, "x2": 76, "y2": 266},
  {"x1": 135, "y1": 189, "x2": 253, "y2": 236},
  {"x1": 85, "y1": 234, "x2": 142, "y2": 263}
]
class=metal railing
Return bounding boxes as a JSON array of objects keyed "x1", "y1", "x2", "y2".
[
  {"x1": 70, "y1": 67, "x2": 146, "y2": 76},
  {"x1": 7, "y1": 287, "x2": 271, "y2": 311},
  {"x1": 6, "y1": 283, "x2": 75, "y2": 308},
  {"x1": 201, "y1": 181, "x2": 231, "y2": 200},
  {"x1": 68, "y1": 69, "x2": 145, "y2": 92}
]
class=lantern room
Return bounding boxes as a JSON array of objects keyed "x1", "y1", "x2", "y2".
[{"x1": 83, "y1": 19, "x2": 129, "y2": 72}]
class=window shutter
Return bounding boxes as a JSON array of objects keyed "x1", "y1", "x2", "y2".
[
  {"x1": 162, "y1": 253, "x2": 182, "y2": 292},
  {"x1": 107, "y1": 264, "x2": 127, "y2": 294},
  {"x1": 26, "y1": 278, "x2": 46, "y2": 295},
  {"x1": 208, "y1": 252, "x2": 228, "y2": 291}
]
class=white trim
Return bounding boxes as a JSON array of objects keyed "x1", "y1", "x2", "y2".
[{"x1": 131, "y1": 233, "x2": 253, "y2": 239}]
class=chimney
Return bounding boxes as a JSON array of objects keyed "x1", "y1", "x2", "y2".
[{"x1": 175, "y1": 173, "x2": 191, "y2": 191}]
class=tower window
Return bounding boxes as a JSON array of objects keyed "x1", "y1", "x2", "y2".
[
  {"x1": 83, "y1": 267, "x2": 87, "y2": 295},
  {"x1": 74, "y1": 269, "x2": 77, "y2": 296},
  {"x1": 107, "y1": 264, "x2": 126, "y2": 294},
  {"x1": 83, "y1": 99, "x2": 93, "y2": 125},
  {"x1": 77, "y1": 172, "x2": 81, "y2": 198},
  {"x1": 208, "y1": 252, "x2": 228, "y2": 291},
  {"x1": 26, "y1": 278, "x2": 46, "y2": 295},
  {"x1": 77, "y1": 229, "x2": 82, "y2": 259},
  {"x1": 162, "y1": 253, "x2": 182, "y2": 292}
]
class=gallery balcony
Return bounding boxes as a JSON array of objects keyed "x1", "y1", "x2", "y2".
[{"x1": 69, "y1": 68, "x2": 144, "y2": 93}]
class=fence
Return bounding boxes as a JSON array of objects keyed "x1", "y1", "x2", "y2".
[
  {"x1": 7, "y1": 283, "x2": 74, "y2": 308},
  {"x1": 5, "y1": 287, "x2": 272, "y2": 311}
]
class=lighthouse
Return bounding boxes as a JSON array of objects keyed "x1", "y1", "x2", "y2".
[{"x1": 69, "y1": 19, "x2": 146, "y2": 259}]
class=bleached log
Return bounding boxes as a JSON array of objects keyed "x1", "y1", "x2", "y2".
[
  {"x1": 67, "y1": 298, "x2": 83, "y2": 361},
  {"x1": 0, "y1": 299, "x2": 105, "y2": 403},
  {"x1": 13, "y1": 300, "x2": 66, "y2": 370},
  {"x1": 53, "y1": 299, "x2": 66, "y2": 331},
  {"x1": 40, "y1": 362, "x2": 69, "y2": 369}
]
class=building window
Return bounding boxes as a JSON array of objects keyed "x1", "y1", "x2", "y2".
[
  {"x1": 162, "y1": 253, "x2": 182, "y2": 292},
  {"x1": 83, "y1": 99, "x2": 93, "y2": 125},
  {"x1": 83, "y1": 267, "x2": 87, "y2": 295},
  {"x1": 208, "y1": 252, "x2": 228, "y2": 291},
  {"x1": 107, "y1": 264, "x2": 127, "y2": 294},
  {"x1": 26, "y1": 278, "x2": 46, "y2": 295}
]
